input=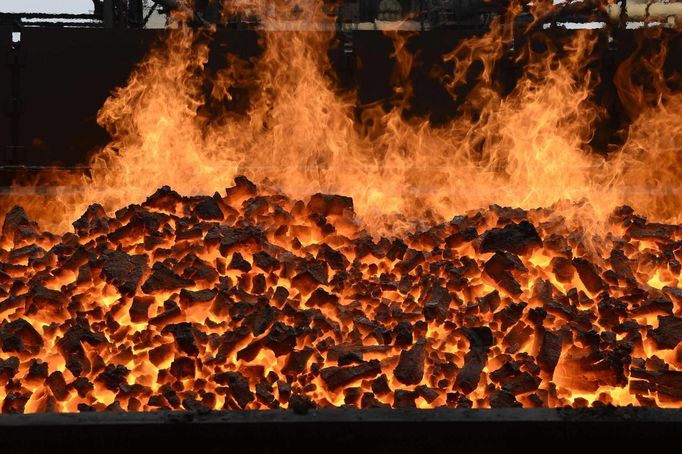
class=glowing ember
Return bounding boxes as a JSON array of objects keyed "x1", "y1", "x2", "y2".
[{"x1": 0, "y1": 176, "x2": 681, "y2": 413}]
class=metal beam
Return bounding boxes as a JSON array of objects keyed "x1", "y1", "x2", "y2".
[
  {"x1": 0, "y1": 408, "x2": 679, "y2": 453},
  {"x1": 102, "y1": 0, "x2": 114, "y2": 28}
]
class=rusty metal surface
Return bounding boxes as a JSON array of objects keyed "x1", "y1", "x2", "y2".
[{"x1": 0, "y1": 408, "x2": 680, "y2": 453}]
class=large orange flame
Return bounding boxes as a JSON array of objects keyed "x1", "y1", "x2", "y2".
[{"x1": 2, "y1": 1, "x2": 681, "y2": 237}]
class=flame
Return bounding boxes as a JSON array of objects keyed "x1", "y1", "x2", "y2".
[{"x1": 4, "y1": 3, "x2": 680, "y2": 238}]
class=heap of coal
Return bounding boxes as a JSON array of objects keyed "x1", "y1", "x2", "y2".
[{"x1": 0, "y1": 176, "x2": 681, "y2": 413}]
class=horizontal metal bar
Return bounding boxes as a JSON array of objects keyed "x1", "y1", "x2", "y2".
[
  {"x1": 0, "y1": 13, "x2": 99, "y2": 19},
  {"x1": 0, "y1": 407, "x2": 681, "y2": 426},
  {"x1": 0, "y1": 166, "x2": 93, "y2": 170},
  {"x1": 19, "y1": 23, "x2": 106, "y2": 28},
  {"x1": 0, "y1": 408, "x2": 676, "y2": 454}
]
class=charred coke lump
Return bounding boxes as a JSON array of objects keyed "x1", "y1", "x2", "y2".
[{"x1": 0, "y1": 177, "x2": 681, "y2": 412}]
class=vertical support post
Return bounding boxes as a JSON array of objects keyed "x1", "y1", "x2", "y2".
[
  {"x1": 4, "y1": 21, "x2": 25, "y2": 165},
  {"x1": 129, "y1": 0, "x2": 145, "y2": 28},
  {"x1": 339, "y1": 3, "x2": 358, "y2": 71},
  {"x1": 103, "y1": 0, "x2": 115, "y2": 28}
]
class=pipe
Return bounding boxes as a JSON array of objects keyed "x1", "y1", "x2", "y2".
[
  {"x1": 152, "y1": 0, "x2": 210, "y2": 26},
  {"x1": 153, "y1": 0, "x2": 182, "y2": 10},
  {"x1": 607, "y1": 2, "x2": 682, "y2": 23}
]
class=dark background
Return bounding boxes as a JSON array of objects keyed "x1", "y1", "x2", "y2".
[{"x1": 1, "y1": 27, "x2": 680, "y2": 186}]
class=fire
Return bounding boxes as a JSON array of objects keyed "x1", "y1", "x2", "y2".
[
  {"x1": 5, "y1": 4, "x2": 681, "y2": 237},
  {"x1": 0, "y1": 1, "x2": 681, "y2": 412},
  {"x1": 1, "y1": 176, "x2": 681, "y2": 411}
]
